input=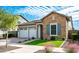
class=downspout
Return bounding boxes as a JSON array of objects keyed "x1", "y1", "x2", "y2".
[
  {"x1": 28, "y1": 27, "x2": 30, "y2": 40},
  {"x1": 36, "y1": 24, "x2": 38, "y2": 39},
  {"x1": 70, "y1": 16, "x2": 74, "y2": 30}
]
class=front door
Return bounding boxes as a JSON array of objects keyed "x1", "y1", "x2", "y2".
[{"x1": 37, "y1": 25, "x2": 43, "y2": 39}]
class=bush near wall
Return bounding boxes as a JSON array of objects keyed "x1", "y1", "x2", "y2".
[
  {"x1": 68, "y1": 30, "x2": 79, "y2": 41},
  {"x1": 50, "y1": 36, "x2": 62, "y2": 40}
]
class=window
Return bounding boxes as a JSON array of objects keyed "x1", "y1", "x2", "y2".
[
  {"x1": 51, "y1": 25, "x2": 56, "y2": 35},
  {"x1": 50, "y1": 23, "x2": 61, "y2": 36},
  {"x1": 50, "y1": 23, "x2": 58, "y2": 36}
]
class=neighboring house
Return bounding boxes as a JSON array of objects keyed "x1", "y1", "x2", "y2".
[
  {"x1": 0, "y1": 15, "x2": 28, "y2": 38},
  {"x1": 0, "y1": 30, "x2": 4, "y2": 38},
  {"x1": 18, "y1": 12, "x2": 71, "y2": 40},
  {"x1": 17, "y1": 15, "x2": 29, "y2": 25},
  {"x1": 13, "y1": 15, "x2": 28, "y2": 31},
  {"x1": 8, "y1": 15, "x2": 28, "y2": 37}
]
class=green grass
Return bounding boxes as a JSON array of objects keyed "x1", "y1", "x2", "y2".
[{"x1": 24, "y1": 40, "x2": 63, "y2": 47}]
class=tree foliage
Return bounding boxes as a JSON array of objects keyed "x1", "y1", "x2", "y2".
[
  {"x1": 0, "y1": 8, "x2": 19, "y2": 30},
  {"x1": 0, "y1": 8, "x2": 19, "y2": 48}
]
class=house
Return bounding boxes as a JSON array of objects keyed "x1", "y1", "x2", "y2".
[
  {"x1": 8, "y1": 15, "x2": 28, "y2": 37},
  {"x1": 12, "y1": 15, "x2": 28, "y2": 31},
  {"x1": 0, "y1": 15, "x2": 28, "y2": 38},
  {"x1": 18, "y1": 12, "x2": 71, "y2": 40},
  {"x1": 17, "y1": 15, "x2": 29, "y2": 25},
  {"x1": 0, "y1": 30, "x2": 4, "y2": 38}
]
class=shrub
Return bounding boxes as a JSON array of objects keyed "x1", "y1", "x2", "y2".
[
  {"x1": 71, "y1": 31, "x2": 78, "y2": 41},
  {"x1": 72, "y1": 35, "x2": 78, "y2": 41},
  {"x1": 18, "y1": 41, "x2": 22, "y2": 43},
  {"x1": 62, "y1": 38, "x2": 65, "y2": 40},
  {"x1": 50, "y1": 36, "x2": 56, "y2": 40},
  {"x1": 24, "y1": 40, "x2": 28, "y2": 41},
  {"x1": 44, "y1": 44, "x2": 54, "y2": 53},
  {"x1": 32, "y1": 37, "x2": 35, "y2": 39},
  {"x1": 50, "y1": 36, "x2": 60, "y2": 40},
  {"x1": 64, "y1": 43, "x2": 79, "y2": 53}
]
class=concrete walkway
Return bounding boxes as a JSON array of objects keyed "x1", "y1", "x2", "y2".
[
  {"x1": 3, "y1": 44, "x2": 65, "y2": 53},
  {"x1": 4, "y1": 44, "x2": 44, "y2": 53}
]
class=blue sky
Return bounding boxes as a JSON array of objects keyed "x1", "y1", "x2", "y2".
[{"x1": 0, "y1": 6, "x2": 79, "y2": 30}]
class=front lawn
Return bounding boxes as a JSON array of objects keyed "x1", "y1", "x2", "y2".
[{"x1": 24, "y1": 40, "x2": 63, "y2": 47}]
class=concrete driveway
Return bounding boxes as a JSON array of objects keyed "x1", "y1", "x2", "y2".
[
  {"x1": 0, "y1": 38, "x2": 27, "y2": 45},
  {"x1": 0, "y1": 38, "x2": 44, "y2": 53}
]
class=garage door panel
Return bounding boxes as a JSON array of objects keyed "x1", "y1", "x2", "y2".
[
  {"x1": 19, "y1": 30, "x2": 28, "y2": 38},
  {"x1": 29, "y1": 28, "x2": 37, "y2": 39}
]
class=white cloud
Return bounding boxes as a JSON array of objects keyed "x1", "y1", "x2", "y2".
[
  {"x1": 58, "y1": 6, "x2": 79, "y2": 14},
  {"x1": 16, "y1": 6, "x2": 79, "y2": 21},
  {"x1": 16, "y1": 6, "x2": 52, "y2": 18}
]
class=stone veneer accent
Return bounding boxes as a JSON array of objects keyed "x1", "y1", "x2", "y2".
[{"x1": 42, "y1": 12, "x2": 69, "y2": 39}]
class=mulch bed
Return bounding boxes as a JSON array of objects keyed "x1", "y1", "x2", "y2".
[{"x1": 0, "y1": 45, "x2": 21, "y2": 52}]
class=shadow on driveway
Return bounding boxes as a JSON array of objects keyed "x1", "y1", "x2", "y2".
[{"x1": 0, "y1": 45, "x2": 21, "y2": 53}]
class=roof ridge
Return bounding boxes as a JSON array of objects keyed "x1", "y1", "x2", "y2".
[
  {"x1": 18, "y1": 15, "x2": 29, "y2": 22},
  {"x1": 40, "y1": 11, "x2": 70, "y2": 21}
]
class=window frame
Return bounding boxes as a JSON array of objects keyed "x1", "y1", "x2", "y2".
[{"x1": 50, "y1": 23, "x2": 58, "y2": 36}]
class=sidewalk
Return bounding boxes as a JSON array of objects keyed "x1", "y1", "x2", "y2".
[{"x1": 4, "y1": 44, "x2": 44, "y2": 53}]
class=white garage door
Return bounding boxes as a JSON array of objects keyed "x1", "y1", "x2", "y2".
[
  {"x1": 18, "y1": 27, "x2": 37, "y2": 39},
  {"x1": 29, "y1": 27, "x2": 37, "y2": 39},
  {"x1": 19, "y1": 30, "x2": 28, "y2": 38}
]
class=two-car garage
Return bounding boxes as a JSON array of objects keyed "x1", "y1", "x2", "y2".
[{"x1": 18, "y1": 26, "x2": 37, "y2": 39}]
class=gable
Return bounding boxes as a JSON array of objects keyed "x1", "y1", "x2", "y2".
[
  {"x1": 42, "y1": 12, "x2": 68, "y2": 25},
  {"x1": 41, "y1": 12, "x2": 70, "y2": 21}
]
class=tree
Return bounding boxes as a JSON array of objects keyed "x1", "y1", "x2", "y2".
[{"x1": 0, "y1": 8, "x2": 19, "y2": 48}]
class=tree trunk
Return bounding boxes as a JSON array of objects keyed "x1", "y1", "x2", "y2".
[{"x1": 6, "y1": 30, "x2": 8, "y2": 48}]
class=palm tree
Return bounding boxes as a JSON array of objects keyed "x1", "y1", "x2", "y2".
[{"x1": 0, "y1": 8, "x2": 19, "y2": 48}]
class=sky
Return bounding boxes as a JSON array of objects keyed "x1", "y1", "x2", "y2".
[{"x1": 0, "y1": 6, "x2": 79, "y2": 30}]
